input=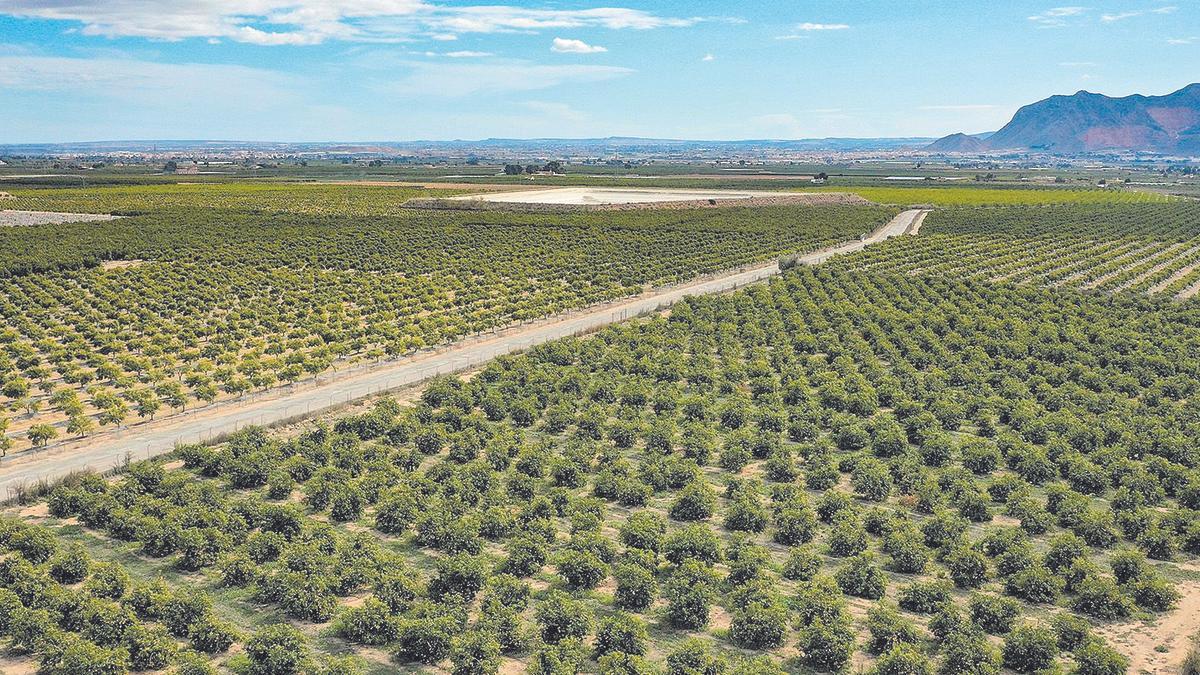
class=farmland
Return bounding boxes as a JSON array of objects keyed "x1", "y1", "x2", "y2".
[
  {"x1": 838, "y1": 203, "x2": 1200, "y2": 297},
  {"x1": 0, "y1": 182, "x2": 895, "y2": 456},
  {"x1": 2, "y1": 178, "x2": 1200, "y2": 675},
  {"x1": 4, "y1": 263, "x2": 1198, "y2": 674}
]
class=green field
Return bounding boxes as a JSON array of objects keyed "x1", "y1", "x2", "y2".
[
  {"x1": 4, "y1": 264, "x2": 1196, "y2": 674},
  {"x1": 0, "y1": 183, "x2": 894, "y2": 457}
]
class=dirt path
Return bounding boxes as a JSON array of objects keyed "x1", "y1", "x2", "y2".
[
  {"x1": 0, "y1": 210, "x2": 923, "y2": 497},
  {"x1": 1153, "y1": 260, "x2": 1200, "y2": 295},
  {"x1": 907, "y1": 209, "x2": 930, "y2": 235},
  {"x1": 1094, "y1": 578, "x2": 1200, "y2": 674},
  {"x1": 0, "y1": 210, "x2": 122, "y2": 226}
]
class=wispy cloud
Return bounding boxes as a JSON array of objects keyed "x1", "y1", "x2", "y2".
[
  {"x1": 382, "y1": 60, "x2": 634, "y2": 97},
  {"x1": 795, "y1": 22, "x2": 850, "y2": 31},
  {"x1": 1058, "y1": 61, "x2": 1096, "y2": 67},
  {"x1": 702, "y1": 53, "x2": 715, "y2": 62},
  {"x1": 551, "y1": 37, "x2": 607, "y2": 54},
  {"x1": 0, "y1": 2, "x2": 701, "y2": 45},
  {"x1": 1101, "y1": 6, "x2": 1175, "y2": 22},
  {"x1": 1167, "y1": 36, "x2": 1196, "y2": 44},
  {"x1": 1028, "y1": 6, "x2": 1087, "y2": 27},
  {"x1": 424, "y1": 50, "x2": 493, "y2": 58},
  {"x1": 0, "y1": 54, "x2": 296, "y2": 110}
]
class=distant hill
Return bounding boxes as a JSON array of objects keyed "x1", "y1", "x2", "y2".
[
  {"x1": 925, "y1": 132, "x2": 988, "y2": 153},
  {"x1": 928, "y1": 83, "x2": 1200, "y2": 155}
]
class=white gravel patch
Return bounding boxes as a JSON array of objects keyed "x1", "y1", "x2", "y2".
[
  {"x1": 0, "y1": 210, "x2": 121, "y2": 227},
  {"x1": 449, "y1": 186, "x2": 792, "y2": 206}
]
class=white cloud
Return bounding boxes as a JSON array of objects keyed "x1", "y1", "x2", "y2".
[
  {"x1": 1028, "y1": 6, "x2": 1087, "y2": 27},
  {"x1": 0, "y1": 54, "x2": 296, "y2": 110},
  {"x1": 702, "y1": 53, "x2": 715, "y2": 61},
  {"x1": 774, "y1": 34, "x2": 810, "y2": 40},
  {"x1": 0, "y1": 2, "x2": 700, "y2": 45},
  {"x1": 1058, "y1": 61, "x2": 1096, "y2": 67},
  {"x1": 794, "y1": 22, "x2": 849, "y2": 31},
  {"x1": 1100, "y1": 6, "x2": 1174, "y2": 22},
  {"x1": 1167, "y1": 36, "x2": 1196, "y2": 44},
  {"x1": 445, "y1": 50, "x2": 492, "y2": 57},
  {"x1": 383, "y1": 60, "x2": 633, "y2": 97},
  {"x1": 551, "y1": 38, "x2": 607, "y2": 54}
]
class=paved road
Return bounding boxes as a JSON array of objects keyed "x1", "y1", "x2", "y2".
[{"x1": 0, "y1": 209, "x2": 924, "y2": 497}]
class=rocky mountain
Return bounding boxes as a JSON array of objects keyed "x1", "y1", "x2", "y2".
[{"x1": 928, "y1": 83, "x2": 1200, "y2": 154}]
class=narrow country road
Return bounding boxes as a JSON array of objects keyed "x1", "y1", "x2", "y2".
[{"x1": 0, "y1": 209, "x2": 925, "y2": 497}]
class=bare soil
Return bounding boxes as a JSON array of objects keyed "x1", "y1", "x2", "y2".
[
  {"x1": 1094, "y1": 578, "x2": 1200, "y2": 674},
  {"x1": 421, "y1": 187, "x2": 870, "y2": 211},
  {"x1": 100, "y1": 259, "x2": 148, "y2": 270},
  {"x1": 0, "y1": 210, "x2": 122, "y2": 227}
]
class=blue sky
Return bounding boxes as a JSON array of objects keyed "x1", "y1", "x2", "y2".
[{"x1": 0, "y1": 1, "x2": 1196, "y2": 142}]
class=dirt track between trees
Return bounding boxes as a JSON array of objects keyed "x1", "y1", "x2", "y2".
[{"x1": 0, "y1": 209, "x2": 924, "y2": 498}]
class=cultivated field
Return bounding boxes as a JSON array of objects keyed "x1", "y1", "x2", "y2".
[
  {"x1": 3, "y1": 263, "x2": 1197, "y2": 674},
  {"x1": 0, "y1": 181, "x2": 896, "y2": 457},
  {"x1": 0, "y1": 178, "x2": 1197, "y2": 675}
]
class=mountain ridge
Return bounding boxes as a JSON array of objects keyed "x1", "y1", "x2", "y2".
[{"x1": 928, "y1": 83, "x2": 1200, "y2": 155}]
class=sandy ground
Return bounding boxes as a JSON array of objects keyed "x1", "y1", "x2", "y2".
[
  {"x1": 1094, "y1": 577, "x2": 1200, "y2": 674},
  {"x1": 0, "y1": 209, "x2": 923, "y2": 496},
  {"x1": 907, "y1": 210, "x2": 930, "y2": 235},
  {"x1": 99, "y1": 259, "x2": 148, "y2": 270},
  {"x1": 0, "y1": 210, "x2": 122, "y2": 226},
  {"x1": 447, "y1": 186, "x2": 851, "y2": 206},
  {"x1": 0, "y1": 192, "x2": 12, "y2": 200}
]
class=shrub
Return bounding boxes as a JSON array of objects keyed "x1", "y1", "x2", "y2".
[
  {"x1": 797, "y1": 614, "x2": 856, "y2": 672},
  {"x1": 1072, "y1": 576, "x2": 1133, "y2": 619},
  {"x1": 619, "y1": 512, "x2": 666, "y2": 552},
  {"x1": 125, "y1": 623, "x2": 176, "y2": 671},
  {"x1": 898, "y1": 580, "x2": 952, "y2": 614},
  {"x1": 189, "y1": 615, "x2": 239, "y2": 654},
  {"x1": 865, "y1": 602, "x2": 922, "y2": 654},
  {"x1": 450, "y1": 630, "x2": 501, "y2": 675},
  {"x1": 1049, "y1": 613, "x2": 1092, "y2": 651},
  {"x1": 1004, "y1": 565, "x2": 1063, "y2": 604},
  {"x1": 663, "y1": 525, "x2": 722, "y2": 566},
  {"x1": 835, "y1": 553, "x2": 887, "y2": 599},
  {"x1": 871, "y1": 645, "x2": 933, "y2": 675},
  {"x1": 49, "y1": 546, "x2": 90, "y2": 584},
  {"x1": 724, "y1": 496, "x2": 768, "y2": 533},
  {"x1": 535, "y1": 590, "x2": 592, "y2": 644},
  {"x1": 245, "y1": 624, "x2": 310, "y2": 675},
  {"x1": 594, "y1": 612, "x2": 649, "y2": 656},
  {"x1": 430, "y1": 554, "x2": 487, "y2": 601},
  {"x1": 555, "y1": 549, "x2": 608, "y2": 590},
  {"x1": 826, "y1": 513, "x2": 868, "y2": 557},
  {"x1": 670, "y1": 482, "x2": 716, "y2": 521},
  {"x1": 528, "y1": 638, "x2": 587, "y2": 675},
  {"x1": 1126, "y1": 572, "x2": 1179, "y2": 611},
  {"x1": 395, "y1": 615, "x2": 456, "y2": 665},
  {"x1": 939, "y1": 628, "x2": 1001, "y2": 675},
  {"x1": 945, "y1": 546, "x2": 988, "y2": 589},
  {"x1": 664, "y1": 561, "x2": 718, "y2": 629},
  {"x1": 772, "y1": 507, "x2": 816, "y2": 546},
  {"x1": 334, "y1": 598, "x2": 401, "y2": 646},
  {"x1": 1002, "y1": 623, "x2": 1060, "y2": 673},
  {"x1": 968, "y1": 594, "x2": 1020, "y2": 635},
  {"x1": 730, "y1": 600, "x2": 788, "y2": 649},
  {"x1": 85, "y1": 562, "x2": 129, "y2": 600},
  {"x1": 666, "y1": 638, "x2": 726, "y2": 675},
  {"x1": 1072, "y1": 640, "x2": 1129, "y2": 675},
  {"x1": 781, "y1": 546, "x2": 821, "y2": 581},
  {"x1": 613, "y1": 561, "x2": 657, "y2": 612}
]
